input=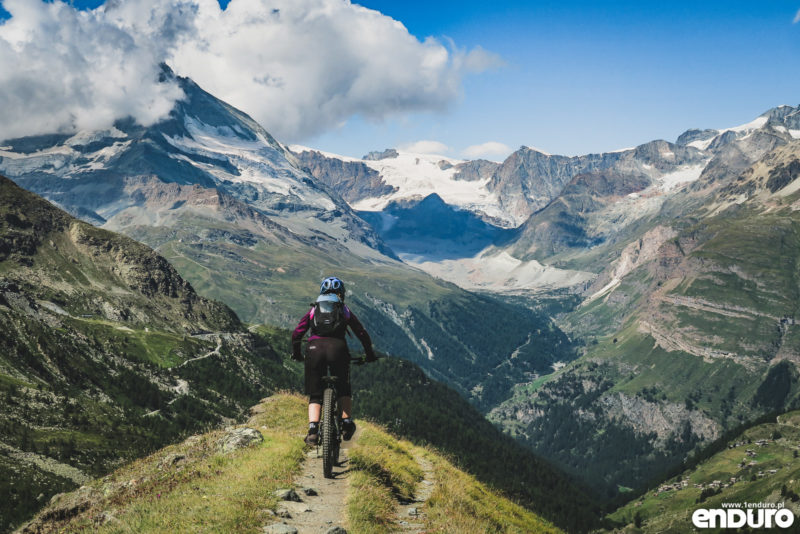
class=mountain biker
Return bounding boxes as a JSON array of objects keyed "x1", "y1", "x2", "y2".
[{"x1": 291, "y1": 276, "x2": 377, "y2": 446}]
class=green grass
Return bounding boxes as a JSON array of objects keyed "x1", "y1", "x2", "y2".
[
  {"x1": 346, "y1": 422, "x2": 561, "y2": 534},
  {"x1": 0, "y1": 372, "x2": 37, "y2": 389},
  {"x1": 346, "y1": 469, "x2": 397, "y2": 534},
  {"x1": 425, "y1": 453, "x2": 562, "y2": 534},
  {"x1": 62, "y1": 317, "x2": 213, "y2": 368},
  {"x1": 34, "y1": 394, "x2": 309, "y2": 534},
  {"x1": 348, "y1": 426, "x2": 423, "y2": 501}
]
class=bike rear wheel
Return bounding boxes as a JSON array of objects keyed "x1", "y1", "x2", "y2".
[{"x1": 322, "y1": 387, "x2": 336, "y2": 478}]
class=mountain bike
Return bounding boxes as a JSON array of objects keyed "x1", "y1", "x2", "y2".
[{"x1": 319, "y1": 356, "x2": 367, "y2": 478}]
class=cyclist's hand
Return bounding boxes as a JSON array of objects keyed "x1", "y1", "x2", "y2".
[
  {"x1": 365, "y1": 351, "x2": 377, "y2": 363},
  {"x1": 291, "y1": 351, "x2": 303, "y2": 362}
]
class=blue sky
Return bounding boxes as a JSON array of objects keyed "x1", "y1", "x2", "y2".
[
  {"x1": 4, "y1": 1, "x2": 800, "y2": 159},
  {"x1": 330, "y1": 1, "x2": 800, "y2": 157}
]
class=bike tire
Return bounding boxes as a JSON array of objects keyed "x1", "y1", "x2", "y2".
[
  {"x1": 333, "y1": 426, "x2": 341, "y2": 466},
  {"x1": 322, "y1": 387, "x2": 335, "y2": 478}
]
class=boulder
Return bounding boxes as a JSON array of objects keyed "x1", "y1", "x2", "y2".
[
  {"x1": 218, "y1": 427, "x2": 263, "y2": 453},
  {"x1": 273, "y1": 488, "x2": 302, "y2": 502}
]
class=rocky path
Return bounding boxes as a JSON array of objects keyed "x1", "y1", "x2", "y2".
[
  {"x1": 395, "y1": 452, "x2": 436, "y2": 533},
  {"x1": 264, "y1": 429, "x2": 360, "y2": 534}
]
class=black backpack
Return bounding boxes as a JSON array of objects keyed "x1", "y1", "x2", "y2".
[{"x1": 311, "y1": 298, "x2": 346, "y2": 337}]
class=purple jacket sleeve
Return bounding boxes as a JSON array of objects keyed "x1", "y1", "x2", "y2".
[
  {"x1": 291, "y1": 309, "x2": 312, "y2": 353},
  {"x1": 347, "y1": 310, "x2": 375, "y2": 357}
]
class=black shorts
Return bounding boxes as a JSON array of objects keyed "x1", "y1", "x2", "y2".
[{"x1": 305, "y1": 337, "x2": 351, "y2": 401}]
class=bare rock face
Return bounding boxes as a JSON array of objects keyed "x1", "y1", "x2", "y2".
[
  {"x1": 218, "y1": 427, "x2": 263, "y2": 453},
  {"x1": 452, "y1": 159, "x2": 499, "y2": 182},
  {"x1": 362, "y1": 148, "x2": 399, "y2": 160},
  {"x1": 598, "y1": 392, "x2": 719, "y2": 443},
  {"x1": 292, "y1": 149, "x2": 397, "y2": 203}
]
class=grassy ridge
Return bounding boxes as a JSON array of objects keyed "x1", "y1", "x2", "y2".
[
  {"x1": 346, "y1": 423, "x2": 562, "y2": 534},
  {"x1": 350, "y1": 355, "x2": 601, "y2": 532},
  {"x1": 23, "y1": 394, "x2": 561, "y2": 534},
  {"x1": 20, "y1": 395, "x2": 308, "y2": 533}
]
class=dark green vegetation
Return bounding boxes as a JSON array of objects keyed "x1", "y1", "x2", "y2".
[
  {"x1": 491, "y1": 361, "x2": 701, "y2": 501},
  {"x1": 0, "y1": 177, "x2": 297, "y2": 531},
  {"x1": 350, "y1": 290, "x2": 574, "y2": 411},
  {"x1": 608, "y1": 410, "x2": 800, "y2": 533}
]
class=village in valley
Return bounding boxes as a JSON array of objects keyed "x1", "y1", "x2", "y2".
[{"x1": 634, "y1": 436, "x2": 796, "y2": 506}]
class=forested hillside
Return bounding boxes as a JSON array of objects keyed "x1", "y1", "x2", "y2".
[{"x1": 0, "y1": 176, "x2": 297, "y2": 531}]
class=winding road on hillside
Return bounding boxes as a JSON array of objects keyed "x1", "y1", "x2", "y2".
[{"x1": 176, "y1": 335, "x2": 223, "y2": 368}]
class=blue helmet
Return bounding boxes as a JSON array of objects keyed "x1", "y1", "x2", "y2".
[{"x1": 320, "y1": 276, "x2": 345, "y2": 300}]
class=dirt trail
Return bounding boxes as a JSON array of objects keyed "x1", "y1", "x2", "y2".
[
  {"x1": 266, "y1": 429, "x2": 361, "y2": 534},
  {"x1": 176, "y1": 335, "x2": 223, "y2": 368},
  {"x1": 395, "y1": 452, "x2": 436, "y2": 533},
  {"x1": 265, "y1": 431, "x2": 438, "y2": 534}
]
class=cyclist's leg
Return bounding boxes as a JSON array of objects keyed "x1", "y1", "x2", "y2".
[{"x1": 339, "y1": 397, "x2": 352, "y2": 419}]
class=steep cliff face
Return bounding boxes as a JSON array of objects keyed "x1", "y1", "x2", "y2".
[{"x1": 292, "y1": 148, "x2": 397, "y2": 203}]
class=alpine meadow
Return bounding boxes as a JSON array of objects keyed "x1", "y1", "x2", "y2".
[{"x1": 2, "y1": 1, "x2": 800, "y2": 533}]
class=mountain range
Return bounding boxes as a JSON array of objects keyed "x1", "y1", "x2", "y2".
[
  {"x1": 0, "y1": 66, "x2": 573, "y2": 413},
  {"x1": 285, "y1": 104, "x2": 800, "y2": 497},
  {"x1": 3, "y1": 60, "x2": 800, "y2": 526}
]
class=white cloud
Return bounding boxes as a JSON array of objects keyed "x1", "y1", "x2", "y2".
[
  {"x1": 794, "y1": 8, "x2": 800, "y2": 23},
  {"x1": 462, "y1": 141, "x2": 512, "y2": 160},
  {"x1": 398, "y1": 140, "x2": 450, "y2": 155},
  {"x1": 0, "y1": 0, "x2": 502, "y2": 142},
  {"x1": 0, "y1": 0, "x2": 190, "y2": 140}
]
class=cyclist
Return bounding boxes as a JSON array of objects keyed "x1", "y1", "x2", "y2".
[{"x1": 292, "y1": 276, "x2": 377, "y2": 446}]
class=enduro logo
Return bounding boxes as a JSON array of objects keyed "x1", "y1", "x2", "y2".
[{"x1": 692, "y1": 503, "x2": 795, "y2": 529}]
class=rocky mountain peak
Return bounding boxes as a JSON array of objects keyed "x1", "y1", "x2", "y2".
[{"x1": 362, "y1": 148, "x2": 399, "y2": 160}]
